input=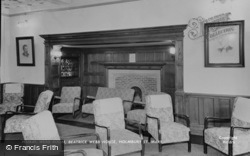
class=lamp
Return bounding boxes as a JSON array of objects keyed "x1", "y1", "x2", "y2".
[
  {"x1": 169, "y1": 47, "x2": 176, "y2": 55},
  {"x1": 51, "y1": 45, "x2": 62, "y2": 60}
]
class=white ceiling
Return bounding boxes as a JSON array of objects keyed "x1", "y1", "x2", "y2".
[{"x1": 1, "y1": 0, "x2": 139, "y2": 16}]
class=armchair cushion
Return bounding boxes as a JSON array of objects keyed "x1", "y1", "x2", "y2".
[
  {"x1": 149, "y1": 122, "x2": 190, "y2": 144},
  {"x1": 4, "y1": 115, "x2": 30, "y2": 133},
  {"x1": 0, "y1": 83, "x2": 24, "y2": 115},
  {"x1": 3, "y1": 90, "x2": 54, "y2": 134},
  {"x1": 231, "y1": 97, "x2": 250, "y2": 128},
  {"x1": 21, "y1": 110, "x2": 105, "y2": 156},
  {"x1": 52, "y1": 86, "x2": 81, "y2": 114},
  {"x1": 52, "y1": 103, "x2": 80, "y2": 113},
  {"x1": 204, "y1": 127, "x2": 250, "y2": 155},
  {"x1": 127, "y1": 109, "x2": 146, "y2": 124},
  {"x1": 93, "y1": 97, "x2": 143, "y2": 156},
  {"x1": 22, "y1": 110, "x2": 60, "y2": 140},
  {"x1": 98, "y1": 129, "x2": 142, "y2": 156},
  {"x1": 82, "y1": 87, "x2": 134, "y2": 115},
  {"x1": 94, "y1": 98, "x2": 125, "y2": 130}
]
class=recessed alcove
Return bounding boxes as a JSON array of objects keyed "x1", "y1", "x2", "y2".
[{"x1": 40, "y1": 25, "x2": 186, "y2": 107}]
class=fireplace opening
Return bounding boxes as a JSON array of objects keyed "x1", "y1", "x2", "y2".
[
  {"x1": 131, "y1": 86, "x2": 145, "y2": 110},
  {"x1": 131, "y1": 86, "x2": 142, "y2": 102}
]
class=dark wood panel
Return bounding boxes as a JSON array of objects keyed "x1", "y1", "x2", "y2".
[
  {"x1": 23, "y1": 84, "x2": 46, "y2": 111},
  {"x1": 175, "y1": 92, "x2": 250, "y2": 136},
  {"x1": 41, "y1": 25, "x2": 186, "y2": 114}
]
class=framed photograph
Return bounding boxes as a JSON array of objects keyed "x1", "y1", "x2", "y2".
[
  {"x1": 16, "y1": 36, "x2": 35, "y2": 66},
  {"x1": 204, "y1": 20, "x2": 244, "y2": 67}
]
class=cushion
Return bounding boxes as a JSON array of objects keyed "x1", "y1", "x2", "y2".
[
  {"x1": 96, "y1": 129, "x2": 142, "y2": 156},
  {"x1": 4, "y1": 115, "x2": 31, "y2": 133},
  {"x1": 82, "y1": 103, "x2": 94, "y2": 114},
  {"x1": 127, "y1": 109, "x2": 146, "y2": 124},
  {"x1": 52, "y1": 103, "x2": 80, "y2": 113},
  {"x1": 205, "y1": 127, "x2": 250, "y2": 155},
  {"x1": 22, "y1": 111, "x2": 60, "y2": 140},
  {"x1": 148, "y1": 122, "x2": 190, "y2": 144},
  {"x1": 231, "y1": 97, "x2": 250, "y2": 127}
]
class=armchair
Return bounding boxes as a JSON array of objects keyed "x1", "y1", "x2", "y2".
[
  {"x1": 0, "y1": 83, "x2": 24, "y2": 115},
  {"x1": 1, "y1": 90, "x2": 53, "y2": 141},
  {"x1": 52, "y1": 86, "x2": 81, "y2": 118},
  {"x1": 127, "y1": 91, "x2": 166, "y2": 125},
  {"x1": 204, "y1": 97, "x2": 250, "y2": 156},
  {"x1": 21, "y1": 110, "x2": 106, "y2": 156},
  {"x1": 82, "y1": 87, "x2": 134, "y2": 117},
  {"x1": 145, "y1": 94, "x2": 191, "y2": 152},
  {"x1": 93, "y1": 97, "x2": 144, "y2": 156}
]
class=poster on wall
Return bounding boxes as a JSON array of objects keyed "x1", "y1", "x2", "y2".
[
  {"x1": 204, "y1": 20, "x2": 244, "y2": 67},
  {"x1": 16, "y1": 36, "x2": 35, "y2": 66}
]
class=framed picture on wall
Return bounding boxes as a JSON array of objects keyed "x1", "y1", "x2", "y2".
[
  {"x1": 204, "y1": 20, "x2": 244, "y2": 67},
  {"x1": 16, "y1": 36, "x2": 35, "y2": 66}
]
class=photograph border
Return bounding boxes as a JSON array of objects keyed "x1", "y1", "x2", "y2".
[
  {"x1": 16, "y1": 36, "x2": 35, "y2": 66},
  {"x1": 204, "y1": 20, "x2": 244, "y2": 67}
]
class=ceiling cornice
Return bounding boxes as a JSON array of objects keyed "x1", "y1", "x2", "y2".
[{"x1": 2, "y1": 0, "x2": 140, "y2": 17}]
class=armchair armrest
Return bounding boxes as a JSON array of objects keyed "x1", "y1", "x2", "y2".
[
  {"x1": 228, "y1": 126, "x2": 250, "y2": 156},
  {"x1": 86, "y1": 95, "x2": 96, "y2": 100},
  {"x1": 174, "y1": 113, "x2": 190, "y2": 127},
  {"x1": 82, "y1": 96, "x2": 96, "y2": 105},
  {"x1": 16, "y1": 104, "x2": 36, "y2": 112},
  {"x1": 124, "y1": 118, "x2": 143, "y2": 138},
  {"x1": 146, "y1": 114, "x2": 161, "y2": 141},
  {"x1": 94, "y1": 122, "x2": 111, "y2": 156},
  {"x1": 54, "y1": 96, "x2": 62, "y2": 100},
  {"x1": 204, "y1": 117, "x2": 231, "y2": 129}
]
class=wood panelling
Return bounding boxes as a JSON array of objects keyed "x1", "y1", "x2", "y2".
[
  {"x1": 84, "y1": 45, "x2": 176, "y2": 98},
  {"x1": 23, "y1": 84, "x2": 46, "y2": 111},
  {"x1": 175, "y1": 92, "x2": 250, "y2": 136}
]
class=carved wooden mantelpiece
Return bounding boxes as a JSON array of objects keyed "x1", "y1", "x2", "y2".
[{"x1": 99, "y1": 62, "x2": 167, "y2": 70}]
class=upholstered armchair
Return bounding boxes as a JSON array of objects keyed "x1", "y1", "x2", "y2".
[
  {"x1": 21, "y1": 110, "x2": 106, "y2": 156},
  {"x1": 145, "y1": 94, "x2": 191, "y2": 152},
  {"x1": 0, "y1": 83, "x2": 24, "y2": 115},
  {"x1": 127, "y1": 91, "x2": 166, "y2": 126},
  {"x1": 204, "y1": 97, "x2": 250, "y2": 156},
  {"x1": 52, "y1": 86, "x2": 81, "y2": 118},
  {"x1": 93, "y1": 97, "x2": 144, "y2": 156},
  {"x1": 82, "y1": 87, "x2": 135, "y2": 117},
  {"x1": 1, "y1": 90, "x2": 54, "y2": 141}
]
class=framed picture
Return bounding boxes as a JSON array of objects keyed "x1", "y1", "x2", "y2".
[
  {"x1": 16, "y1": 36, "x2": 35, "y2": 66},
  {"x1": 204, "y1": 20, "x2": 244, "y2": 67}
]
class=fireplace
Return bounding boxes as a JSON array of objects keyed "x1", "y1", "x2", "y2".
[{"x1": 108, "y1": 69, "x2": 161, "y2": 102}]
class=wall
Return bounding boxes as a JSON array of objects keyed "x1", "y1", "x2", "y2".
[
  {"x1": 2, "y1": 0, "x2": 250, "y2": 96},
  {"x1": 184, "y1": 0, "x2": 250, "y2": 96},
  {"x1": 1, "y1": 15, "x2": 10, "y2": 83}
]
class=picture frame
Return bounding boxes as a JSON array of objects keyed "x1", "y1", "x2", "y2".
[
  {"x1": 16, "y1": 36, "x2": 35, "y2": 66},
  {"x1": 204, "y1": 20, "x2": 244, "y2": 67}
]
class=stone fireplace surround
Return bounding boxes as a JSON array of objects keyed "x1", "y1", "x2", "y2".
[{"x1": 108, "y1": 69, "x2": 161, "y2": 102}]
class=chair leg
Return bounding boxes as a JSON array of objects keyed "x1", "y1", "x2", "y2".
[
  {"x1": 188, "y1": 140, "x2": 191, "y2": 152},
  {"x1": 1, "y1": 132, "x2": 5, "y2": 143},
  {"x1": 158, "y1": 143, "x2": 162, "y2": 152},
  {"x1": 141, "y1": 140, "x2": 145, "y2": 156},
  {"x1": 148, "y1": 135, "x2": 151, "y2": 142},
  {"x1": 203, "y1": 143, "x2": 207, "y2": 154}
]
